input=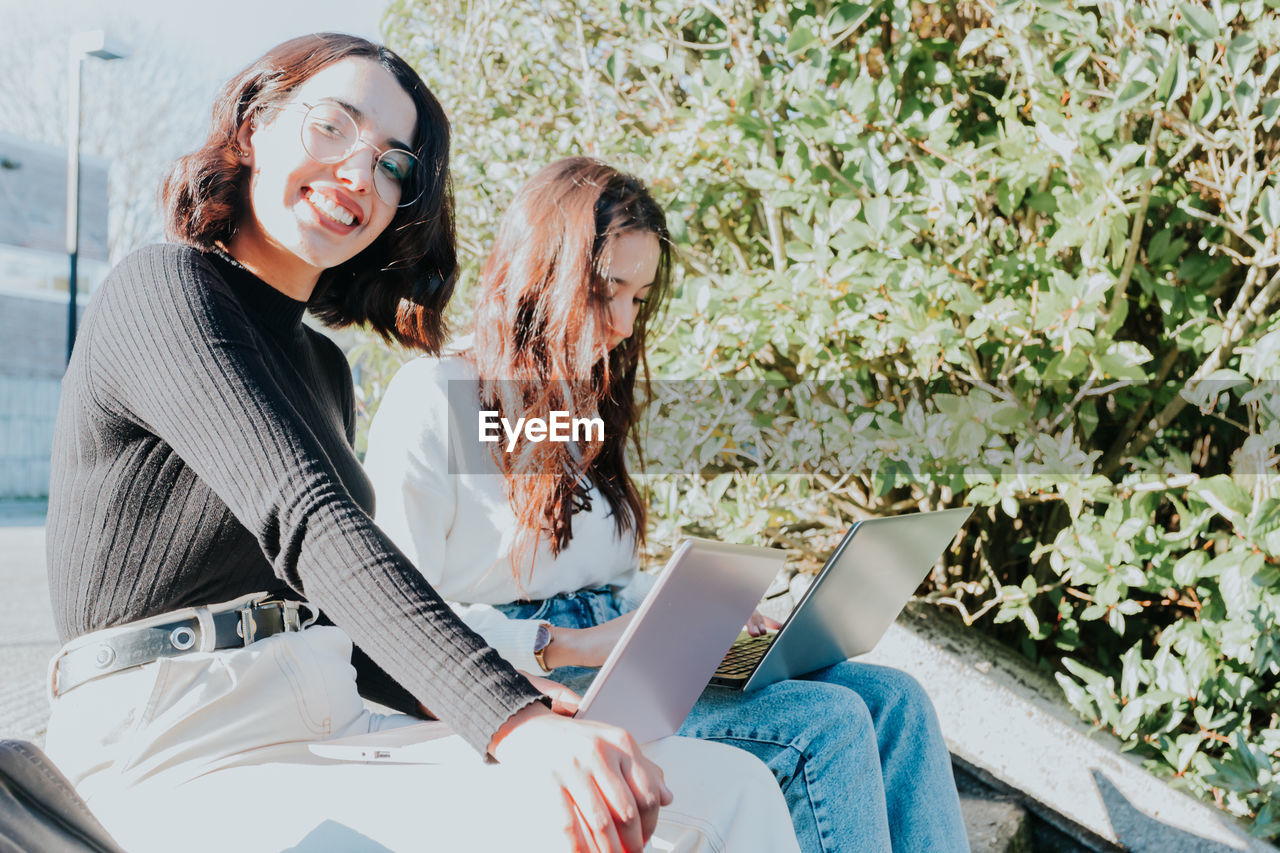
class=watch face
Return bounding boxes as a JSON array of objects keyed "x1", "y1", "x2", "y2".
[{"x1": 533, "y1": 623, "x2": 551, "y2": 653}]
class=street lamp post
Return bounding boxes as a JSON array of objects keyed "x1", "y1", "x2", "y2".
[{"x1": 66, "y1": 30, "x2": 126, "y2": 364}]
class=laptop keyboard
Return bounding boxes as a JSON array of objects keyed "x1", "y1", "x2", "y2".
[{"x1": 715, "y1": 633, "x2": 776, "y2": 677}]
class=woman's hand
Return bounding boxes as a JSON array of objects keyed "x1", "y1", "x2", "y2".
[
  {"x1": 745, "y1": 609, "x2": 783, "y2": 637},
  {"x1": 544, "y1": 611, "x2": 637, "y2": 669},
  {"x1": 520, "y1": 671, "x2": 582, "y2": 716},
  {"x1": 488, "y1": 702, "x2": 673, "y2": 853}
]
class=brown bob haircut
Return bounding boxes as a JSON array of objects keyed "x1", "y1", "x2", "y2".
[
  {"x1": 162, "y1": 33, "x2": 455, "y2": 351},
  {"x1": 470, "y1": 158, "x2": 672, "y2": 578}
]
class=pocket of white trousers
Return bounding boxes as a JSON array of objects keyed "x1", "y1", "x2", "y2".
[
  {"x1": 268, "y1": 627, "x2": 365, "y2": 740},
  {"x1": 107, "y1": 652, "x2": 241, "y2": 788},
  {"x1": 124, "y1": 638, "x2": 325, "y2": 784},
  {"x1": 271, "y1": 638, "x2": 334, "y2": 738}
]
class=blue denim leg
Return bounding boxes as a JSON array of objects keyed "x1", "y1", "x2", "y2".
[
  {"x1": 798, "y1": 661, "x2": 969, "y2": 853},
  {"x1": 493, "y1": 586, "x2": 623, "y2": 630},
  {"x1": 679, "y1": 679, "x2": 891, "y2": 853}
]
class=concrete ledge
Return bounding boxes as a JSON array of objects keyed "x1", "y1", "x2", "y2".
[
  {"x1": 861, "y1": 602, "x2": 1276, "y2": 852},
  {"x1": 960, "y1": 791, "x2": 1032, "y2": 853}
]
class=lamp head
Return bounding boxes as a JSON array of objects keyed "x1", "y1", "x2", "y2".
[{"x1": 70, "y1": 30, "x2": 128, "y2": 61}]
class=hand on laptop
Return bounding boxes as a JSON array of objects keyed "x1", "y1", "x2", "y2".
[
  {"x1": 521, "y1": 671, "x2": 582, "y2": 716},
  {"x1": 745, "y1": 609, "x2": 783, "y2": 637},
  {"x1": 545, "y1": 611, "x2": 637, "y2": 669}
]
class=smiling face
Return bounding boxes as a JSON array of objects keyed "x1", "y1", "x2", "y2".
[
  {"x1": 228, "y1": 57, "x2": 417, "y2": 298},
  {"x1": 601, "y1": 229, "x2": 660, "y2": 351}
]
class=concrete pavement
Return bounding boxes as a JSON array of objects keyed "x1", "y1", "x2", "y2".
[{"x1": 0, "y1": 500, "x2": 57, "y2": 747}]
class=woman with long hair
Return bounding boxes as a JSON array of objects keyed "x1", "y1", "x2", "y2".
[
  {"x1": 43, "y1": 36, "x2": 797, "y2": 853},
  {"x1": 366, "y1": 157, "x2": 971, "y2": 852}
]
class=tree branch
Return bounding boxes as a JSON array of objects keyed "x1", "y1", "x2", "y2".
[
  {"x1": 573, "y1": 15, "x2": 600, "y2": 147},
  {"x1": 1104, "y1": 112, "x2": 1161, "y2": 336},
  {"x1": 721, "y1": 1, "x2": 787, "y2": 275},
  {"x1": 1107, "y1": 265, "x2": 1280, "y2": 474},
  {"x1": 1178, "y1": 201, "x2": 1265, "y2": 255}
]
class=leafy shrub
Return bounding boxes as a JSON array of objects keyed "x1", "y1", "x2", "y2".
[{"x1": 375, "y1": 0, "x2": 1280, "y2": 833}]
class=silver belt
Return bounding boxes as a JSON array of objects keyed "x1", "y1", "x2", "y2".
[{"x1": 51, "y1": 598, "x2": 314, "y2": 697}]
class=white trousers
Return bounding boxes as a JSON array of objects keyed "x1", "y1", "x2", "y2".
[{"x1": 46, "y1": 612, "x2": 798, "y2": 853}]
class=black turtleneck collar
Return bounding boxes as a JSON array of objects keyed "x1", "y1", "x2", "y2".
[{"x1": 206, "y1": 248, "x2": 309, "y2": 338}]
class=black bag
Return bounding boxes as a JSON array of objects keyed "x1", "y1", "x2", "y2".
[{"x1": 0, "y1": 739, "x2": 125, "y2": 853}]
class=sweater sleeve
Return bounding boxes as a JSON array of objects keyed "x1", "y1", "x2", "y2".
[
  {"x1": 447, "y1": 603, "x2": 547, "y2": 674},
  {"x1": 87, "y1": 245, "x2": 543, "y2": 754}
]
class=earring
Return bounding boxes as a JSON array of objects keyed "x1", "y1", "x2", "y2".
[{"x1": 234, "y1": 117, "x2": 256, "y2": 164}]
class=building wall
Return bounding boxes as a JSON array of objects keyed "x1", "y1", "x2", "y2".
[
  {"x1": 0, "y1": 375, "x2": 61, "y2": 498},
  {"x1": 0, "y1": 133, "x2": 109, "y2": 265},
  {"x1": 1, "y1": 134, "x2": 108, "y2": 500},
  {"x1": 0, "y1": 290, "x2": 86, "y2": 499}
]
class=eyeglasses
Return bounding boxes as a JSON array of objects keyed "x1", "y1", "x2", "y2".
[{"x1": 293, "y1": 102, "x2": 424, "y2": 208}]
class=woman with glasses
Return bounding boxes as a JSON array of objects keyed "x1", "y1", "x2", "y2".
[
  {"x1": 43, "y1": 34, "x2": 797, "y2": 853},
  {"x1": 365, "y1": 157, "x2": 971, "y2": 852}
]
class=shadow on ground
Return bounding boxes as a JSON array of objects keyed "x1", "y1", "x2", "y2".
[
  {"x1": 1094, "y1": 770, "x2": 1254, "y2": 853},
  {"x1": 283, "y1": 822, "x2": 394, "y2": 852}
]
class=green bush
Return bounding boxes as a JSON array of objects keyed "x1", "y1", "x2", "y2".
[{"x1": 375, "y1": 0, "x2": 1280, "y2": 834}]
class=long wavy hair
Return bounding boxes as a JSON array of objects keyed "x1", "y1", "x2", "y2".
[
  {"x1": 161, "y1": 33, "x2": 456, "y2": 351},
  {"x1": 469, "y1": 158, "x2": 671, "y2": 582}
]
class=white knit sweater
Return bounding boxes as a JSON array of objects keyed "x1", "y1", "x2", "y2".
[{"x1": 364, "y1": 348, "x2": 655, "y2": 673}]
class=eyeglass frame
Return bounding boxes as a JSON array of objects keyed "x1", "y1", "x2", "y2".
[{"x1": 274, "y1": 100, "x2": 426, "y2": 209}]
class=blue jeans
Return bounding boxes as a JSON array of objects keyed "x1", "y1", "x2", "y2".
[{"x1": 497, "y1": 587, "x2": 969, "y2": 853}]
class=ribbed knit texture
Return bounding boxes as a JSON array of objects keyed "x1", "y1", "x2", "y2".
[{"x1": 46, "y1": 243, "x2": 545, "y2": 755}]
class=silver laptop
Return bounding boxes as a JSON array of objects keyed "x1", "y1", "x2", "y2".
[
  {"x1": 710, "y1": 507, "x2": 973, "y2": 692},
  {"x1": 310, "y1": 538, "x2": 782, "y2": 761}
]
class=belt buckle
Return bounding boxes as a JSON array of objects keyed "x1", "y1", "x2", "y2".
[
  {"x1": 281, "y1": 601, "x2": 301, "y2": 632},
  {"x1": 238, "y1": 600, "x2": 303, "y2": 646},
  {"x1": 238, "y1": 607, "x2": 259, "y2": 646}
]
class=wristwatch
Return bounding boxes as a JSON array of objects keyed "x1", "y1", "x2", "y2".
[{"x1": 532, "y1": 622, "x2": 554, "y2": 673}]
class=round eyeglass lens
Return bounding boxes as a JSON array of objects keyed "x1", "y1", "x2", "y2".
[
  {"x1": 375, "y1": 149, "x2": 422, "y2": 209},
  {"x1": 299, "y1": 104, "x2": 423, "y2": 208}
]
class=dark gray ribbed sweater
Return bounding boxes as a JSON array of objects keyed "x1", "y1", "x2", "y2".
[{"x1": 46, "y1": 243, "x2": 543, "y2": 754}]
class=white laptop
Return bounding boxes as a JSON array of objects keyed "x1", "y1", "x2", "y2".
[{"x1": 310, "y1": 538, "x2": 783, "y2": 761}]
